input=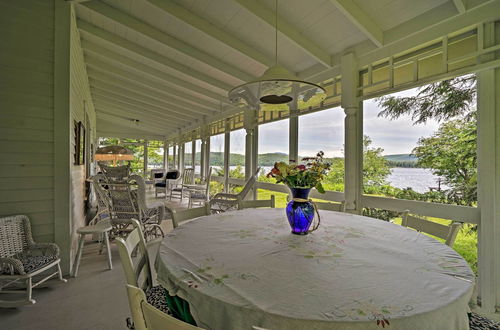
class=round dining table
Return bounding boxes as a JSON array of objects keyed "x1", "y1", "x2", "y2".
[{"x1": 155, "y1": 208, "x2": 474, "y2": 330}]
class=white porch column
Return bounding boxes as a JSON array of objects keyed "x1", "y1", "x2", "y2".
[
  {"x1": 143, "y1": 140, "x2": 148, "y2": 176},
  {"x1": 205, "y1": 137, "x2": 210, "y2": 180},
  {"x1": 172, "y1": 143, "x2": 177, "y2": 169},
  {"x1": 244, "y1": 109, "x2": 257, "y2": 181},
  {"x1": 163, "y1": 141, "x2": 167, "y2": 169},
  {"x1": 199, "y1": 124, "x2": 210, "y2": 180},
  {"x1": 191, "y1": 139, "x2": 196, "y2": 170},
  {"x1": 477, "y1": 22, "x2": 500, "y2": 314},
  {"x1": 252, "y1": 125, "x2": 259, "y2": 199},
  {"x1": 341, "y1": 53, "x2": 363, "y2": 214},
  {"x1": 224, "y1": 119, "x2": 230, "y2": 192},
  {"x1": 289, "y1": 109, "x2": 299, "y2": 163}
]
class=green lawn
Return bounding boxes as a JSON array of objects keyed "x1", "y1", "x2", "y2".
[{"x1": 257, "y1": 189, "x2": 478, "y2": 274}]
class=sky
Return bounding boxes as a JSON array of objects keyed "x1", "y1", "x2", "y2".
[{"x1": 209, "y1": 88, "x2": 441, "y2": 157}]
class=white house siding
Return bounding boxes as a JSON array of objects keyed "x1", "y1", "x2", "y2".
[
  {"x1": 69, "y1": 6, "x2": 96, "y2": 267},
  {"x1": 0, "y1": 0, "x2": 56, "y2": 243}
]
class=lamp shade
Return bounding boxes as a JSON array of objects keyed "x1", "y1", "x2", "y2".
[
  {"x1": 95, "y1": 146, "x2": 134, "y2": 162},
  {"x1": 228, "y1": 65, "x2": 326, "y2": 112}
]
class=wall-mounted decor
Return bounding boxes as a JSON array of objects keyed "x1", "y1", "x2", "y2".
[{"x1": 74, "y1": 121, "x2": 85, "y2": 165}]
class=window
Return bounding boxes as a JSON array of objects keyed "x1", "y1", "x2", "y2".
[
  {"x1": 229, "y1": 129, "x2": 245, "y2": 178},
  {"x1": 258, "y1": 120, "x2": 288, "y2": 182},
  {"x1": 299, "y1": 108, "x2": 344, "y2": 192}
]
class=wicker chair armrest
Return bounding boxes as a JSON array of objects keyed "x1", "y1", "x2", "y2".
[
  {"x1": 26, "y1": 243, "x2": 60, "y2": 257},
  {"x1": 0, "y1": 257, "x2": 25, "y2": 275},
  {"x1": 143, "y1": 204, "x2": 165, "y2": 223}
]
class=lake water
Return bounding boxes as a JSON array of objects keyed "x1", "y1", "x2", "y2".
[
  {"x1": 387, "y1": 167, "x2": 447, "y2": 193},
  {"x1": 195, "y1": 165, "x2": 445, "y2": 193}
]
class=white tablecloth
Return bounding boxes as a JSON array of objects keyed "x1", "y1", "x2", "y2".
[{"x1": 156, "y1": 208, "x2": 474, "y2": 330}]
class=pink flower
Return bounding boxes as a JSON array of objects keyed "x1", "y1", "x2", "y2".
[{"x1": 297, "y1": 164, "x2": 306, "y2": 171}]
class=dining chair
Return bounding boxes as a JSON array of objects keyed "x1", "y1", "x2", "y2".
[
  {"x1": 210, "y1": 167, "x2": 261, "y2": 213},
  {"x1": 170, "y1": 168, "x2": 195, "y2": 202},
  {"x1": 126, "y1": 285, "x2": 202, "y2": 330},
  {"x1": 171, "y1": 205, "x2": 211, "y2": 228},
  {"x1": 188, "y1": 167, "x2": 213, "y2": 208},
  {"x1": 115, "y1": 220, "x2": 170, "y2": 319},
  {"x1": 238, "y1": 195, "x2": 275, "y2": 209},
  {"x1": 314, "y1": 201, "x2": 345, "y2": 212},
  {"x1": 402, "y1": 214, "x2": 462, "y2": 246}
]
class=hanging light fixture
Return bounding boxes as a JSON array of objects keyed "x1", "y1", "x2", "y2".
[{"x1": 228, "y1": 0, "x2": 326, "y2": 112}]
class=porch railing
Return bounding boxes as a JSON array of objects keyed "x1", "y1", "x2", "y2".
[{"x1": 212, "y1": 175, "x2": 480, "y2": 225}]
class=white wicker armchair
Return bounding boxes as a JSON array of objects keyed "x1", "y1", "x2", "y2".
[
  {"x1": 0, "y1": 215, "x2": 66, "y2": 307},
  {"x1": 90, "y1": 174, "x2": 166, "y2": 240}
]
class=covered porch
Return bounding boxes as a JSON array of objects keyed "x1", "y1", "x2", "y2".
[{"x1": 1, "y1": 0, "x2": 500, "y2": 328}]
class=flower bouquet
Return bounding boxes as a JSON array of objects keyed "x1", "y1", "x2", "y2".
[{"x1": 267, "y1": 151, "x2": 331, "y2": 235}]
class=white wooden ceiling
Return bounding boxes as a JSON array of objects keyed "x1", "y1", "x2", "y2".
[{"x1": 73, "y1": 0, "x2": 490, "y2": 139}]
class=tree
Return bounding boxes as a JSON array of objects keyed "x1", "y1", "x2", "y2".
[
  {"x1": 324, "y1": 136, "x2": 390, "y2": 190},
  {"x1": 377, "y1": 75, "x2": 476, "y2": 124},
  {"x1": 376, "y1": 75, "x2": 477, "y2": 204},
  {"x1": 363, "y1": 136, "x2": 391, "y2": 187},
  {"x1": 413, "y1": 119, "x2": 477, "y2": 205}
]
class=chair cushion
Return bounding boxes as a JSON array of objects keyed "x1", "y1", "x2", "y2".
[
  {"x1": 469, "y1": 312, "x2": 500, "y2": 330},
  {"x1": 155, "y1": 182, "x2": 167, "y2": 188},
  {"x1": 145, "y1": 285, "x2": 170, "y2": 315},
  {"x1": 21, "y1": 255, "x2": 58, "y2": 274},
  {"x1": 166, "y1": 171, "x2": 180, "y2": 179},
  {"x1": 172, "y1": 187, "x2": 182, "y2": 192},
  {"x1": 154, "y1": 173, "x2": 164, "y2": 178},
  {"x1": 190, "y1": 192, "x2": 206, "y2": 200}
]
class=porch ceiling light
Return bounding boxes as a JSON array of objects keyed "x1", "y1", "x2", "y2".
[
  {"x1": 95, "y1": 145, "x2": 134, "y2": 162},
  {"x1": 228, "y1": 0, "x2": 326, "y2": 112}
]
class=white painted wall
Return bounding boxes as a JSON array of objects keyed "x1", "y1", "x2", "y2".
[
  {"x1": 0, "y1": 0, "x2": 56, "y2": 243},
  {"x1": 69, "y1": 6, "x2": 96, "y2": 270},
  {"x1": 0, "y1": 1, "x2": 96, "y2": 274}
]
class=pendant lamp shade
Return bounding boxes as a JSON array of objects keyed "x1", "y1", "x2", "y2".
[
  {"x1": 228, "y1": 65, "x2": 326, "y2": 112},
  {"x1": 228, "y1": 0, "x2": 326, "y2": 112}
]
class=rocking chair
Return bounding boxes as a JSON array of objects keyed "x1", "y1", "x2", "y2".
[{"x1": 0, "y1": 215, "x2": 66, "y2": 307}]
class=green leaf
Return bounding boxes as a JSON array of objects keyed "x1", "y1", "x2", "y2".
[{"x1": 316, "y1": 182, "x2": 325, "y2": 194}]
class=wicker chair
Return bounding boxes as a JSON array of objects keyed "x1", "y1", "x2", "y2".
[
  {"x1": 90, "y1": 174, "x2": 165, "y2": 241},
  {"x1": 99, "y1": 163, "x2": 131, "y2": 182},
  {"x1": 0, "y1": 215, "x2": 66, "y2": 307}
]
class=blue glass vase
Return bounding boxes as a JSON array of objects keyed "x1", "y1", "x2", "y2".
[{"x1": 286, "y1": 188, "x2": 315, "y2": 235}]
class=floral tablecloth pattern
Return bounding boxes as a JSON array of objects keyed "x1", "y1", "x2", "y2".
[{"x1": 156, "y1": 208, "x2": 474, "y2": 330}]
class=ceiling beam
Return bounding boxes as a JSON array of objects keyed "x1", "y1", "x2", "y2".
[
  {"x1": 93, "y1": 96, "x2": 185, "y2": 125},
  {"x1": 234, "y1": 0, "x2": 332, "y2": 67},
  {"x1": 97, "y1": 128, "x2": 167, "y2": 141},
  {"x1": 328, "y1": 0, "x2": 383, "y2": 47},
  {"x1": 80, "y1": 1, "x2": 254, "y2": 82},
  {"x1": 94, "y1": 102, "x2": 183, "y2": 130},
  {"x1": 84, "y1": 57, "x2": 224, "y2": 107},
  {"x1": 299, "y1": 0, "x2": 500, "y2": 81},
  {"x1": 86, "y1": 69, "x2": 218, "y2": 112},
  {"x1": 146, "y1": 0, "x2": 274, "y2": 68},
  {"x1": 77, "y1": 19, "x2": 233, "y2": 92},
  {"x1": 94, "y1": 101, "x2": 184, "y2": 132},
  {"x1": 96, "y1": 112, "x2": 168, "y2": 133},
  {"x1": 90, "y1": 80, "x2": 205, "y2": 118},
  {"x1": 452, "y1": 0, "x2": 466, "y2": 14},
  {"x1": 81, "y1": 40, "x2": 226, "y2": 104},
  {"x1": 95, "y1": 105, "x2": 178, "y2": 130},
  {"x1": 89, "y1": 74, "x2": 215, "y2": 115},
  {"x1": 91, "y1": 89, "x2": 197, "y2": 123}
]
